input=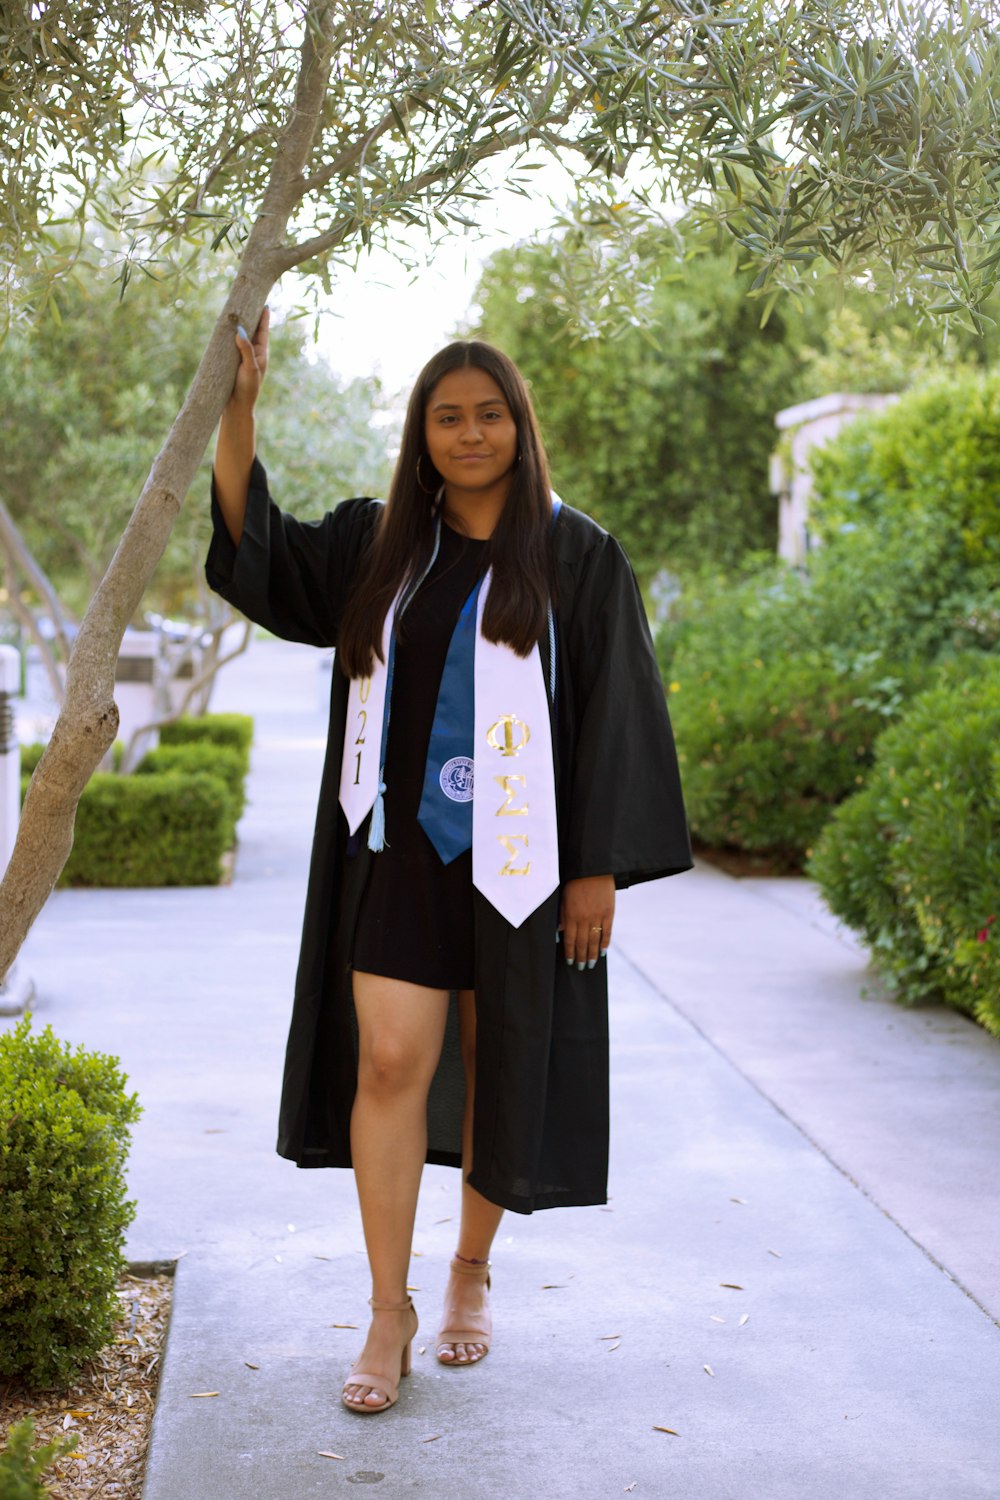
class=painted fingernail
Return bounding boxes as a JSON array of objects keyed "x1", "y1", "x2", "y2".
[
  {"x1": 587, "y1": 959, "x2": 596, "y2": 969},
  {"x1": 565, "y1": 957, "x2": 573, "y2": 966},
  {"x1": 555, "y1": 931, "x2": 561, "y2": 943},
  {"x1": 600, "y1": 948, "x2": 609, "y2": 958},
  {"x1": 576, "y1": 961, "x2": 585, "y2": 971},
  {"x1": 237, "y1": 324, "x2": 249, "y2": 341}
]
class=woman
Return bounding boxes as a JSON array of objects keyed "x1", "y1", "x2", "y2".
[{"x1": 207, "y1": 310, "x2": 692, "y2": 1415}]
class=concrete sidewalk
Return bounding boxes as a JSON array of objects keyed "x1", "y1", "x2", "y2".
[{"x1": 7, "y1": 639, "x2": 1000, "y2": 1500}]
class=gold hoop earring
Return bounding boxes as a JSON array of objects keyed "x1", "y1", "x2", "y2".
[{"x1": 416, "y1": 455, "x2": 437, "y2": 494}]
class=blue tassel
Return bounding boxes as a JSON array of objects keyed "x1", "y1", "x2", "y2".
[{"x1": 367, "y1": 777, "x2": 387, "y2": 851}]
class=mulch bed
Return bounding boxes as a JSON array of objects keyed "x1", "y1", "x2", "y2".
[{"x1": 0, "y1": 1270, "x2": 173, "y2": 1499}]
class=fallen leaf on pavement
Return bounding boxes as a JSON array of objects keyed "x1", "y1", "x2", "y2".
[
  {"x1": 625, "y1": 1484, "x2": 637, "y2": 1493},
  {"x1": 768, "y1": 1249, "x2": 782, "y2": 1259},
  {"x1": 730, "y1": 1196, "x2": 746, "y2": 1204},
  {"x1": 703, "y1": 1365, "x2": 715, "y2": 1377},
  {"x1": 422, "y1": 1435, "x2": 442, "y2": 1444},
  {"x1": 739, "y1": 1314, "x2": 750, "y2": 1327},
  {"x1": 599, "y1": 1333, "x2": 622, "y2": 1341},
  {"x1": 720, "y1": 1283, "x2": 743, "y2": 1290},
  {"x1": 653, "y1": 1426, "x2": 680, "y2": 1436},
  {"x1": 318, "y1": 1452, "x2": 345, "y2": 1460},
  {"x1": 244, "y1": 1362, "x2": 260, "y2": 1370},
  {"x1": 710, "y1": 1316, "x2": 726, "y2": 1324},
  {"x1": 187, "y1": 1392, "x2": 219, "y2": 1398},
  {"x1": 331, "y1": 1323, "x2": 359, "y2": 1329}
]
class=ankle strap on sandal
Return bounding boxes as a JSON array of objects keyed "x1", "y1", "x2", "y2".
[
  {"x1": 450, "y1": 1255, "x2": 491, "y2": 1277},
  {"x1": 369, "y1": 1295, "x2": 414, "y2": 1312}
]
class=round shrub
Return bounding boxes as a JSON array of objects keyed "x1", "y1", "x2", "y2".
[
  {"x1": 0, "y1": 1018, "x2": 141, "y2": 1389},
  {"x1": 668, "y1": 643, "x2": 924, "y2": 868},
  {"x1": 808, "y1": 654, "x2": 1000, "y2": 1033}
]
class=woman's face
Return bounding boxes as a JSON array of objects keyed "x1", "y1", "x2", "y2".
[{"x1": 423, "y1": 365, "x2": 519, "y2": 495}]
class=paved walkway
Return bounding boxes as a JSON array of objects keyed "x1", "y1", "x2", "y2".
[{"x1": 6, "y1": 640, "x2": 1000, "y2": 1499}]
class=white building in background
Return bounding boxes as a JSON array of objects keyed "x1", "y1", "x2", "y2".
[{"x1": 771, "y1": 392, "x2": 898, "y2": 567}]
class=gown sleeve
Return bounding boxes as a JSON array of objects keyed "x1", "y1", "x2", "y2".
[
  {"x1": 561, "y1": 531, "x2": 693, "y2": 888},
  {"x1": 205, "y1": 455, "x2": 380, "y2": 647}
]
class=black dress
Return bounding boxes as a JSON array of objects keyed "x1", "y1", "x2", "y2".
[{"x1": 351, "y1": 521, "x2": 489, "y2": 990}]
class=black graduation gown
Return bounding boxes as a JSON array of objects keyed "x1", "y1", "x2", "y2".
[{"x1": 205, "y1": 458, "x2": 693, "y2": 1214}]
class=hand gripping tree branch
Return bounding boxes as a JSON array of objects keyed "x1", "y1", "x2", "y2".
[{"x1": 1, "y1": 0, "x2": 999, "y2": 981}]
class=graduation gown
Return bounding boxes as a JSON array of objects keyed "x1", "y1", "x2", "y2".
[{"x1": 206, "y1": 458, "x2": 693, "y2": 1214}]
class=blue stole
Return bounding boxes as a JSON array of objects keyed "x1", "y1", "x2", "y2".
[{"x1": 414, "y1": 498, "x2": 562, "y2": 864}]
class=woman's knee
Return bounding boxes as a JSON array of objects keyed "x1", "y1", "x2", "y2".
[{"x1": 357, "y1": 1034, "x2": 431, "y2": 1097}]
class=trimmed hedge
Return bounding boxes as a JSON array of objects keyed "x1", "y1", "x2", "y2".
[
  {"x1": 0, "y1": 1017, "x2": 141, "y2": 1389},
  {"x1": 58, "y1": 770, "x2": 232, "y2": 887},
  {"x1": 136, "y1": 742, "x2": 245, "y2": 842},
  {"x1": 160, "y1": 713, "x2": 253, "y2": 775},
  {"x1": 808, "y1": 655, "x2": 1000, "y2": 1034}
]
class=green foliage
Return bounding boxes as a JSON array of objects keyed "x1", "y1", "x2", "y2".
[
  {"x1": 159, "y1": 713, "x2": 254, "y2": 776},
  {"x1": 659, "y1": 368, "x2": 1000, "y2": 860},
  {"x1": 59, "y1": 772, "x2": 231, "y2": 887},
  {"x1": 662, "y1": 579, "x2": 926, "y2": 866},
  {"x1": 0, "y1": 1417, "x2": 77, "y2": 1498},
  {"x1": 0, "y1": 262, "x2": 390, "y2": 617},
  {"x1": 470, "y1": 232, "x2": 1000, "y2": 579},
  {"x1": 471, "y1": 237, "x2": 823, "y2": 575},
  {"x1": 136, "y1": 742, "x2": 246, "y2": 845},
  {"x1": 0, "y1": 1018, "x2": 141, "y2": 1389},
  {"x1": 809, "y1": 370, "x2": 1000, "y2": 577},
  {"x1": 808, "y1": 657, "x2": 1000, "y2": 1033},
  {"x1": 4, "y1": 3, "x2": 1000, "y2": 334}
]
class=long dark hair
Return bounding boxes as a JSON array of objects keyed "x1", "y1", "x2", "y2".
[{"x1": 337, "y1": 340, "x2": 555, "y2": 679}]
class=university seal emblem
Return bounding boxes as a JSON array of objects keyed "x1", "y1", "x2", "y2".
[{"x1": 439, "y1": 756, "x2": 474, "y2": 803}]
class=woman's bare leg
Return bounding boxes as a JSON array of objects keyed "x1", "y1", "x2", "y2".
[
  {"x1": 437, "y1": 987, "x2": 504, "y2": 1364},
  {"x1": 345, "y1": 971, "x2": 449, "y2": 1409}
]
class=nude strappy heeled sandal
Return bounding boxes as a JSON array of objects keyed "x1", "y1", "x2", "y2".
[
  {"x1": 341, "y1": 1295, "x2": 417, "y2": 1414},
  {"x1": 436, "y1": 1256, "x2": 492, "y2": 1365}
]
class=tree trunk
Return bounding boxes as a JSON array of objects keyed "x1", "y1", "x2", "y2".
[{"x1": 0, "y1": 2, "x2": 337, "y2": 981}]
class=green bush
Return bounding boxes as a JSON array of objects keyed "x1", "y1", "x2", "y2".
[
  {"x1": 0, "y1": 1018, "x2": 141, "y2": 1388},
  {"x1": 808, "y1": 655, "x2": 1000, "y2": 1034},
  {"x1": 135, "y1": 742, "x2": 245, "y2": 841},
  {"x1": 0, "y1": 1418, "x2": 77, "y2": 1498},
  {"x1": 160, "y1": 713, "x2": 253, "y2": 776},
  {"x1": 659, "y1": 371, "x2": 1000, "y2": 861},
  {"x1": 667, "y1": 643, "x2": 924, "y2": 869},
  {"x1": 60, "y1": 770, "x2": 231, "y2": 887}
]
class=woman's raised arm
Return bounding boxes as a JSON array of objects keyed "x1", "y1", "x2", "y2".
[{"x1": 213, "y1": 307, "x2": 270, "y2": 546}]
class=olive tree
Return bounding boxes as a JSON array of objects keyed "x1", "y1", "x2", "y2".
[{"x1": 1, "y1": 0, "x2": 999, "y2": 979}]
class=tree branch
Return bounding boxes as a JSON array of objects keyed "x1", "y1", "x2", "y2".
[{"x1": 278, "y1": 119, "x2": 540, "y2": 271}]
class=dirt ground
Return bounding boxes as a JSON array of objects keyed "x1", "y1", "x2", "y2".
[{"x1": 0, "y1": 1270, "x2": 173, "y2": 1499}]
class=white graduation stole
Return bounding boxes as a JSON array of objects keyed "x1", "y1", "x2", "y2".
[
  {"x1": 338, "y1": 570, "x2": 559, "y2": 928},
  {"x1": 470, "y1": 573, "x2": 559, "y2": 926}
]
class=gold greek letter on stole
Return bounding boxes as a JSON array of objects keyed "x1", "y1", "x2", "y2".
[
  {"x1": 498, "y1": 834, "x2": 530, "y2": 876},
  {"x1": 486, "y1": 714, "x2": 531, "y2": 758},
  {"x1": 494, "y1": 774, "x2": 528, "y2": 816}
]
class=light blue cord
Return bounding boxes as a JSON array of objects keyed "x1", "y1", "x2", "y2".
[{"x1": 367, "y1": 511, "x2": 442, "y2": 852}]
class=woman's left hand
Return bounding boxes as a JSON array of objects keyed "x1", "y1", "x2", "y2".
[{"x1": 559, "y1": 875, "x2": 615, "y2": 969}]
